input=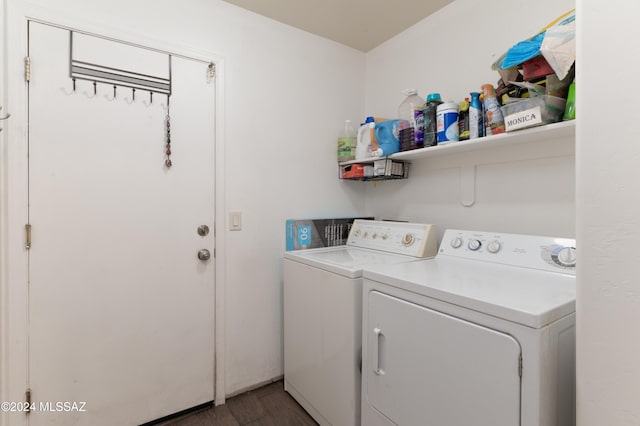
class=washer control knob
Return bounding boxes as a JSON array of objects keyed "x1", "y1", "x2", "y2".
[
  {"x1": 468, "y1": 239, "x2": 482, "y2": 251},
  {"x1": 487, "y1": 241, "x2": 502, "y2": 254},
  {"x1": 552, "y1": 246, "x2": 577, "y2": 267},
  {"x1": 402, "y1": 233, "x2": 415, "y2": 247},
  {"x1": 450, "y1": 237, "x2": 463, "y2": 249}
]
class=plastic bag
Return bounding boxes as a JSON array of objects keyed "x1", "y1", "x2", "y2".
[
  {"x1": 500, "y1": 33, "x2": 546, "y2": 69},
  {"x1": 507, "y1": 81, "x2": 546, "y2": 98},
  {"x1": 494, "y1": 10, "x2": 575, "y2": 73},
  {"x1": 540, "y1": 12, "x2": 576, "y2": 80}
]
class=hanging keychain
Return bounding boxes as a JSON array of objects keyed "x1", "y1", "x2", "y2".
[{"x1": 165, "y1": 97, "x2": 172, "y2": 168}]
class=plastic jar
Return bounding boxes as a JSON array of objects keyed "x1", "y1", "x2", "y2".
[{"x1": 436, "y1": 102, "x2": 459, "y2": 143}]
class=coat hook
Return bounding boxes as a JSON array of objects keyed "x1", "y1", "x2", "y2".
[
  {"x1": 61, "y1": 78, "x2": 76, "y2": 96},
  {"x1": 143, "y1": 91, "x2": 154, "y2": 107},
  {"x1": 160, "y1": 94, "x2": 170, "y2": 111},
  {"x1": 104, "y1": 85, "x2": 117, "y2": 102},
  {"x1": 83, "y1": 81, "x2": 97, "y2": 99},
  {"x1": 0, "y1": 106, "x2": 10, "y2": 121},
  {"x1": 124, "y1": 88, "x2": 136, "y2": 105}
]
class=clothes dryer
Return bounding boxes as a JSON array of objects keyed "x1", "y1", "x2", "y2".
[
  {"x1": 284, "y1": 220, "x2": 438, "y2": 426},
  {"x1": 361, "y1": 229, "x2": 576, "y2": 426}
]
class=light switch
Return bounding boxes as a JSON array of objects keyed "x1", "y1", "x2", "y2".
[{"x1": 229, "y1": 211, "x2": 242, "y2": 231}]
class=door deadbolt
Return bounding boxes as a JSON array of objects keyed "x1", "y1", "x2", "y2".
[
  {"x1": 197, "y1": 225, "x2": 210, "y2": 236},
  {"x1": 198, "y1": 249, "x2": 211, "y2": 261}
]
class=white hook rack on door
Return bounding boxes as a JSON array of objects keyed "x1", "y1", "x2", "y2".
[{"x1": 0, "y1": 106, "x2": 10, "y2": 132}]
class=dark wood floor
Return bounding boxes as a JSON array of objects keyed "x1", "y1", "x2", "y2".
[{"x1": 160, "y1": 380, "x2": 318, "y2": 426}]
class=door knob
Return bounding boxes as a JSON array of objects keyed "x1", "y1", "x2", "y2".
[
  {"x1": 197, "y1": 225, "x2": 209, "y2": 236},
  {"x1": 198, "y1": 249, "x2": 211, "y2": 261}
]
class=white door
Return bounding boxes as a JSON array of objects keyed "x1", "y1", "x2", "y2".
[
  {"x1": 364, "y1": 291, "x2": 521, "y2": 426},
  {"x1": 27, "y1": 22, "x2": 216, "y2": 425}
]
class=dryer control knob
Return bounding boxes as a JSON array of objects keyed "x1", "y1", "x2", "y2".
[
  {"x1": 487, "y1": 241, "x2": 502, "y2": 254},
  {"x1": 552, "y1": 246, "x2": 577, "y2": 267},
  {"x1": 468, "y1": 239, "x2": 482, "y2": 251},
  {"x1": 450, "y1": 237, "x2": 463, "y2": 249}
]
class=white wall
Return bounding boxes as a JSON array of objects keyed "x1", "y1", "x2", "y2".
[
  {"x1": 2, "y1": 0, "x2": 366, "y2": 400},
  {"x1": 364, "y1": 0, "x2": 576, "y2": 239},
  {"x1": 11, "y1": 2, "x2": 631, "y2": 422},
  {"x1": 576, "y1": 2, "x2": 640, "y2": 425}
]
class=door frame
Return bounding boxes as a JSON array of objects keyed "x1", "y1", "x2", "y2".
[{"x1": 0, "y1": 5, "x2": 229, "y2": 426}]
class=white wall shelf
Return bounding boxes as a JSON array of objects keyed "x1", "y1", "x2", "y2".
[
  {"x1": 339, "y1": 120, "x2": 576, "y2": 206},
  {"x1": 339, "y1": 120, "x2": 575, "y2": 166}
]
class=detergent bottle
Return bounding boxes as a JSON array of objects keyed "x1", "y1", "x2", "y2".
[
  {"x1": 371, "y1": 120, "x2": 400, "y2": 157},
  {"x1": 356, "y1": 117, "x2": 376, "y2": 160},
  {"x1": 397, "y1": 90, "x2": 425, "y2": 151}
]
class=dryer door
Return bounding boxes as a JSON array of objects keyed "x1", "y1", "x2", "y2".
[{"x1": 365, "y1": 291, "x2": 521, "y2": 426}]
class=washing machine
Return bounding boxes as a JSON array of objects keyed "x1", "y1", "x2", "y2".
[
  {"x1": 361, "y1": 229, "x2": 576, "y2": 426},
  {"x1": 284, "y1": 220, "x2": 438, "y2": 426}
]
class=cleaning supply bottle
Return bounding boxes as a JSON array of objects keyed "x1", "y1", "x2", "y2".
[
  {"x1": 481, "y1": 84, "x2": 505, "y2": 135},
  {"x1": 458, "y1": 97, "x2": 470, "y2": 141},
  {"x1": 563, "y1": 82, "x2": 576, "y2": 120},
  {"x1": 337, "y1": 120, "x2": 356, "y2": 162},
  {"x1": 436, "y1": 102, "x2": 459, "y2": 143},
  {"x1": 355, "y1": 117, "x2": 375, "y2": 160},
  {"x1": 469, "y1": 92, "x2": 484, "y2": 139},
  {"x1": 371, "y1": 120, "x2": 400, "y2": 157},
  {"x1": 423, "y1": 93, "x2": 443, "y2": 147},
  {"x1": 397, "y1": 89, "x2": 425, "y2": 151}
]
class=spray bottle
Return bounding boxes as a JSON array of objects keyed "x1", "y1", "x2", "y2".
[
  {"x1": 338, "y1": 120, "x2": 356, "y2": 162},
  {"x1": 481, "y1": 84, "x2": 505, "y2": 135},
  {"x1": 458, "y1": 98, "x2": 470, "y2": 141},
  {"x1": 469, "y1": 92, "x2": 484, "y2": 139}
]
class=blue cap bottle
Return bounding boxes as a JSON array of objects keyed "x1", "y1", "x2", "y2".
[{"x1": 469, "y1": 92, "x2": 484, "y2": 139}]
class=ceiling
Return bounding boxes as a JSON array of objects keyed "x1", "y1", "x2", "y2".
[{"x1": 221, "y1": 0, "x2": 454, "y2": 52}]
